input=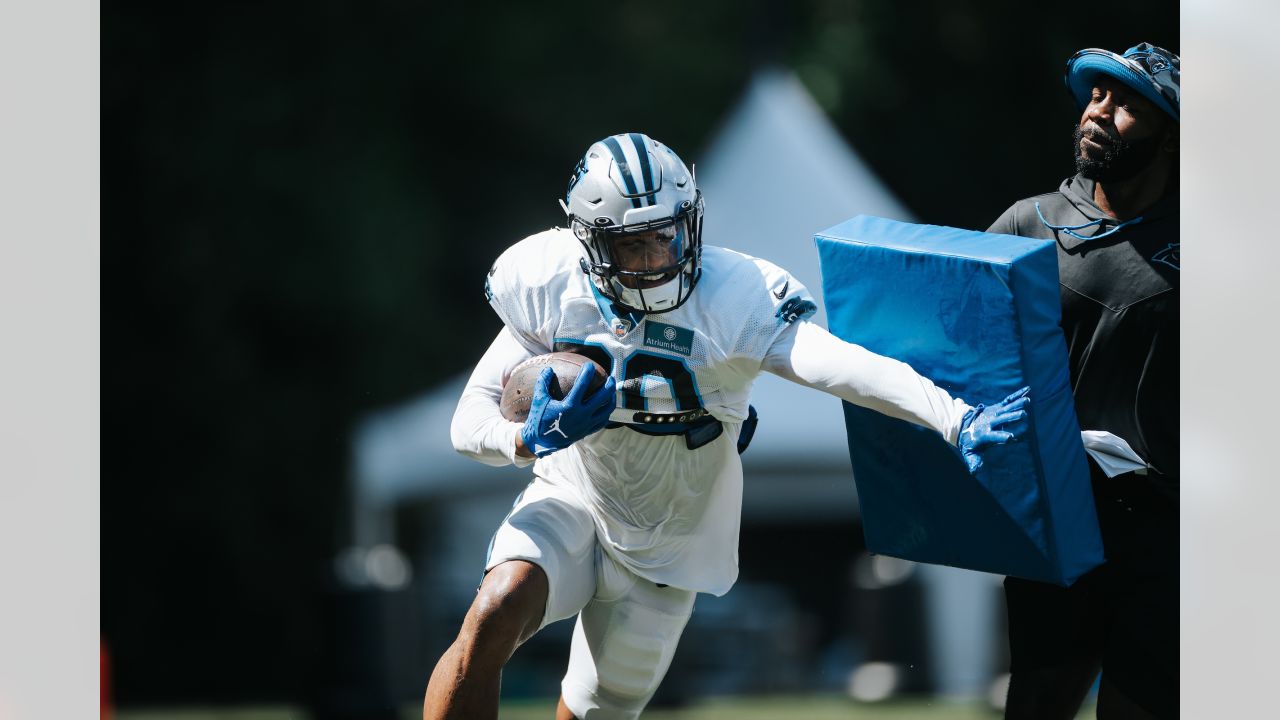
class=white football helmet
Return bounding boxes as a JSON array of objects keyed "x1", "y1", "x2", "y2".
[{"x1": 561, "y1": 133, "x2": 704, "y2": 313}]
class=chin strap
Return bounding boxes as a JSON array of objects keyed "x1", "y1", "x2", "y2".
[
  {"x1": 1035, "y1": 201, "x2": 1143, "y2": 241},
  {"x1": 612, "y1": 268, "x2": 690, "y2": 313}
]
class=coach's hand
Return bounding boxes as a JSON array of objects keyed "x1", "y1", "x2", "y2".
[
  {"x1": 520, "y1": 365, "x2": 616, "y2": 458},
  {"x1": 957, "y1": 386, "x2": 1030, "y2": 473}
]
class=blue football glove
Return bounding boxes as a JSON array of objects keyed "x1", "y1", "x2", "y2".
[
  {"x1": 520, "y1": 364, "x2": 617, "y2": 458},
  {"x1": 957, "y1": 386, "x2": 1031, "y2": 473}
]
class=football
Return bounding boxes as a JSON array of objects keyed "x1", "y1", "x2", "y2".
[{"x1": 499, "y1": 352, "x2": 609, "y2": 422}]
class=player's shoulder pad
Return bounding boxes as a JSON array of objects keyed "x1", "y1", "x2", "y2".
[
  {"x1": 483, "y1": 228, "x2": 581, "y2": 345},
  {"x1": 700, "y1": 245, "x2": 817, "y2": 324},
  {"x1": 485, "y1": 228, "x2": 579, "y2": 305}
]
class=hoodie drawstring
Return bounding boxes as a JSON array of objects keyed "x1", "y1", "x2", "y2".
[{"x1": 1035, "y1": 201, "x2": 1143, "y2": 240}]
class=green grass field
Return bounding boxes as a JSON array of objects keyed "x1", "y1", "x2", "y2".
[
  {"x1": 494, "y1": 695, "x2": 1099, "y2": 720},
  {"x1": 116, "y1": 694, "x2": 1098, "y2": 719}
]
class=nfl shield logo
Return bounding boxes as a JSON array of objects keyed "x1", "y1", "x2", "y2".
[{"x1": 612, "y1": 318, "x2": 632, "y2": 337}]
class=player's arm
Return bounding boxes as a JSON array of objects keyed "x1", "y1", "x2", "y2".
[
  {"x1": 763, "y1": 320, "x2": 1029, "y2": 469},
  {"x1": 451, "y1": 327, "x2": 541, "y2": 467},
  {"x1": 762, "y1": 319, "x2": 972, "y2": 442}
]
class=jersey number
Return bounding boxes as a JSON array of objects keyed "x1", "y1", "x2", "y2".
[{"x1": 554, "y1": 341, "x2": 702, "y2": 411}]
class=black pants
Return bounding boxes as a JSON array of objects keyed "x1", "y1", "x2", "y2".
[{"x1": 1004, "y1": 464, "x2": 1178, "y2": 717}]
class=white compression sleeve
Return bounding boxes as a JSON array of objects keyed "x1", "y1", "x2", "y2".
[
  {"x1": 762, "y1": 320, "x2": 972, "y2": 444},
  {"x1": 450, "y1": 326, "x2": 541, "y2": 468}
]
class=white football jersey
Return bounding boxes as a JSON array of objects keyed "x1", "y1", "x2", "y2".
[
  {"x1": 481, "y1": 228, "x2": 815, "y2": 594},
  {"x1": 458, "y1": 228, "x2": 971, "y2": 595},
  {"x1": 487, "y1": 228, "x2": 814, "y2": 426}
]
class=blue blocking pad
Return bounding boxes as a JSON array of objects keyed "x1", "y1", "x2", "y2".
[{"x1": 816, "y1": 215, "x2": 1103, "y2": 586}]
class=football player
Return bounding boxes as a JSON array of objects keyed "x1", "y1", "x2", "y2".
[{"x1": 423, "y1": 133, "x2": 1030, "y2": 720}]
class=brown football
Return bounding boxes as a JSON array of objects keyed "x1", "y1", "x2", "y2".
[{"x1": 499, "y1": 352, "x2": 609, "y2": 422}]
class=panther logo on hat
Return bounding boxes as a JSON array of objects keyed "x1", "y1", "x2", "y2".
[{"x1": 1065, "y1": 42, "x2": 1181, "y2": 122}]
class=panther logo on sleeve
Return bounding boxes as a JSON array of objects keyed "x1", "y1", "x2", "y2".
[{"x1": 776, "y1": 297, "x2": 818, "y2": 324}]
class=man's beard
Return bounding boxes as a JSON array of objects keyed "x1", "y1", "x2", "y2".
[{"x1": 1072, "y1": 124, "x2": 1163, "y2": 182}]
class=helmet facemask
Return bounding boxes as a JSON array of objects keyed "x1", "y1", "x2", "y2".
[
  {"x1": 561, "y1": 133, "x2": 705, "y2": 314},
  {"x1": 573, "y1": 196, "x2": 703, "y2": 313}
]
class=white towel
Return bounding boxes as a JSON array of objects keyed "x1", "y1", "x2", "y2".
[{"x1": 1080, "y1": 430, "x2": 1150, "y2": 477}]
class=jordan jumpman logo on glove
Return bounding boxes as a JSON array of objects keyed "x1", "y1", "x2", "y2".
[
  {"x1": 545, "y1": 415, "x2": 569, "y2": 439},
  {"x1": 520, "y1": 364, "x2": 617, "y2": 458}
]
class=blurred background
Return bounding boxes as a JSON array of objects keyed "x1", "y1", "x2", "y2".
[{"x1": 103, "y1": 1, "x2": 1176, "y2": 717}]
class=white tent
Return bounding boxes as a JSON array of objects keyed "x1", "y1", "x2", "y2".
[{"x1": 694, "y1": 67, "x2": 914, "y2": 522}]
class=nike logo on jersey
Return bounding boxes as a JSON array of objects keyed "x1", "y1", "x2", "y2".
[{"x1": 773, "y1": 280, "x2": 789, "y2": 299}]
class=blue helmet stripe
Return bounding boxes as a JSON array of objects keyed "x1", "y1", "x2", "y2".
[
  {"x1": 628, "y1": 133, "x2": 656, "y2": 206},
  {"x1": 602, "y1": 136, "x2": 642, "y2": 209}
]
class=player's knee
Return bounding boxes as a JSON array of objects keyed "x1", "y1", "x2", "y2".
[
  {"x1": 564, "y1": 589, "x2": 694, "y2": 717},
  {"x1": 465, "y1": 560, "x2": 548, "y2": 647}
]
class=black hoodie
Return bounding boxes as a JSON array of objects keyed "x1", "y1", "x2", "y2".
[{"x1": 988, "y1": 174, "x2": 1178, "y2": 485}]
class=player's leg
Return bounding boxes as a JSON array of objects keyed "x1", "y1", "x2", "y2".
[
  {"x1": 423, "y1": 479, "x2": 599, "y2": 720},
  {"x1": 559, "y1": 552, "x2": 697, "y2": 720},
  {"x1": 423, "y1": 559, "x2": 549, "y2": 719}
]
